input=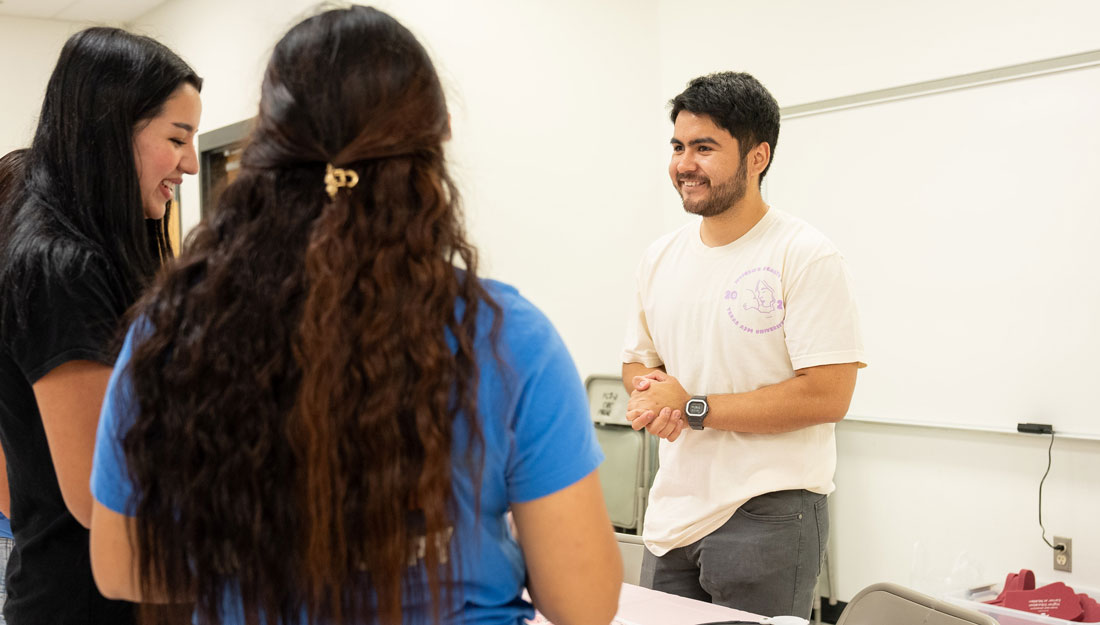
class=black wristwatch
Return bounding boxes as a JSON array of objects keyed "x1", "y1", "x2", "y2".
[{"x1": 685, "y1": 395, "x2": 709, "y2": 430}]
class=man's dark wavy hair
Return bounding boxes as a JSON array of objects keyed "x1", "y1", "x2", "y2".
[
  {"x1": 124, "y1": 6, "x2": 497, "y2": 624},
  {"x1": 669, "y1": 71, "x2": 781, "y2": 186},
  {"x1": 0, "y1": 28, "x2": 201, "y2": 328}
]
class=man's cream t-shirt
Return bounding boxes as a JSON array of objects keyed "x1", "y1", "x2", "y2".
[{"x1": 622, "y1": 208, "x2": 866, "y2": 556}]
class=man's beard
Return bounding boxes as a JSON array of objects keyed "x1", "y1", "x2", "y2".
[{"x1": 678, "y1": 159, "x2": 748, "y2": 218}]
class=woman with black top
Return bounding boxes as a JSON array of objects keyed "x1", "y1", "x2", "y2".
[{"x1": 0, "y1": 28, "x2": 201, "y2": 624}]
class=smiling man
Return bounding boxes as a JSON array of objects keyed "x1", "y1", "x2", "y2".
[{"x1": 621, "y1": 72, "x2": 867, "y2": 619}]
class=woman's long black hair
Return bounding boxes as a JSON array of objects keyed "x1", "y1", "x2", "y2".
[{"x1": 0, "y1": 27, "x2": 202, "y2": 327}]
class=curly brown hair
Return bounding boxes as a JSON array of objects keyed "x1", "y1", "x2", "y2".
[{"x1": 122, "y1": 7, "x2": 496, "y2": 624}]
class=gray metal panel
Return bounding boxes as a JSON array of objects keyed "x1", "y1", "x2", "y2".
[
  {"x1": 198, "y1": 118, "x2": 254, "y2": 217},
  {"x1": 197, "y1": 117, "x2": 254, "y2": 152},
  {"x1": 782, "y1": 49, "x2": 1100, "y2": 120}
]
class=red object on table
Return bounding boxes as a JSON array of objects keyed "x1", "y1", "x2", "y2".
[
  {"x1": 1003, "y1": 582, "x2": 1083, "y2": 621},
  {"x1": 987, "y1": 569, "x2": 1036, "y2": 606},
  {"x1": 1079, "y1": 592, "x2": 1100, "y2": 623},
  {"x1": 987, "y1": 569, "x2": 1100, "y2": 623}
]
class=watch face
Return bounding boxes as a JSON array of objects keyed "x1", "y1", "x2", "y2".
[{"x1": 685, "y1": 398, "x2": 706, "y2": 417}]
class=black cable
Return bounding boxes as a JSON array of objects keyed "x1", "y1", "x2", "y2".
[{"x1": 1038, "y1": 431, "x2": 1064, "y2": 551}]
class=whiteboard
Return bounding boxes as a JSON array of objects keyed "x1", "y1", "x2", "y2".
[{"x1": 764, "y1": 63, "x2": 1100, "y2": 438}]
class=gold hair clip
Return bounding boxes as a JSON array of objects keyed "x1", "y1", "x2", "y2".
[{"x1": 324, "y1": 163, "x2": 359, "y2": 199}]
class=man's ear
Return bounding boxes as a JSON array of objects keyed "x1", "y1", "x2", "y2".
[{"x1": 750, "y1": 141, "x2": 771, "y2": 177}]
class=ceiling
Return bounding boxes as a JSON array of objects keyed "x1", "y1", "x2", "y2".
[{"x1": 0, "y1": 0, "x2": 169, "y2": 23}]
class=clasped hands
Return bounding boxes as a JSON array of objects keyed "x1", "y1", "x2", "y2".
[{"x1": 626, "y1": 371, "x2": 691, "y2": 442}]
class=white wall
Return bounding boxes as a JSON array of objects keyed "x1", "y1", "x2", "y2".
[
  {"x1": 654, "y1": 0, "x2": 1100, "y2": 602},
  {"x1": 0, "y1": 16, "x2": 87, "y2": 154},
  {"x1": 833, "y1": 422, "x2": 1100, "y2": 599},
  {"x1": 4, "y1": 0, "x2": 1098, "y2": 607},
  {"x1": 655, "y1": 0, "x2": 1100, "y2": 107},
  {"x1": 127, "y1": 0, "x2": 667, "y2": 382}
]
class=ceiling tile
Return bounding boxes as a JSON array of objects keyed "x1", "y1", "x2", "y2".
[
  {"x1": 0, "y1": 0, "x2": 169, "y2": 22},
  {"x1": 56, "y1": 0, "x2": 169, "y2": 23},
  {"x1": 0, "y1": 0, "x2": 75, "y2": 19}
]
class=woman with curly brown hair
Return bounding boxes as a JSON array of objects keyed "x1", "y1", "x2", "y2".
[{"x1": 87, "y1": 6, "x2": 621, "y2": 625}]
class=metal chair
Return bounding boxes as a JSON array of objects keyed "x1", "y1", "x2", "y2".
[
  {"x1": 585, "y1": 375, "x2": 657, "y2": 533},
  {"x1": 836, "y1": 583, "x2": 998, "y2": 625},
  {"x1": 594, "y1": 424, "x2": 646, "y2": 530}
]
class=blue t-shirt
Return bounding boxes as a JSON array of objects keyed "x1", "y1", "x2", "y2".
[
  {"x1": 0, "y1": 513, "x2": 11, "y2": 539},
  {"x1": 90, "y1": 280, "x2": 602, "y2": 625}
]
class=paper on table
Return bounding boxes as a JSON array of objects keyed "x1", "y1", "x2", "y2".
[
  {"x1": 525, "y1": 583, "x2": 763, "y2": 625},
  {"x1": 526, "y1": 616, "x2": 644, "y2": 625}
]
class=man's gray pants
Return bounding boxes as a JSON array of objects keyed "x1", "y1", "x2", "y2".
[{"x1": 639, "y1": 489, "x2": 829, "y2": 619}]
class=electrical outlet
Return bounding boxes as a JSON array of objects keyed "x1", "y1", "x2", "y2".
[{"x1": 1054, "y1": 536, "x2": 1072, "y2": 572}]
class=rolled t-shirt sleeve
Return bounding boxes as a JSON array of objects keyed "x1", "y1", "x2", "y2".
[
  {"x1": 505, "y1": 312, "x2": 603, "y2": 504},
  {"x1": 783, "y1": 253, "x2": 867, "y2": 371},
  {"x1": 621, "y1": 260, "x2": 663, "y2": 368},
  {"x1": 90, "y1": 322, "x2": 143, "y2": 516}
]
